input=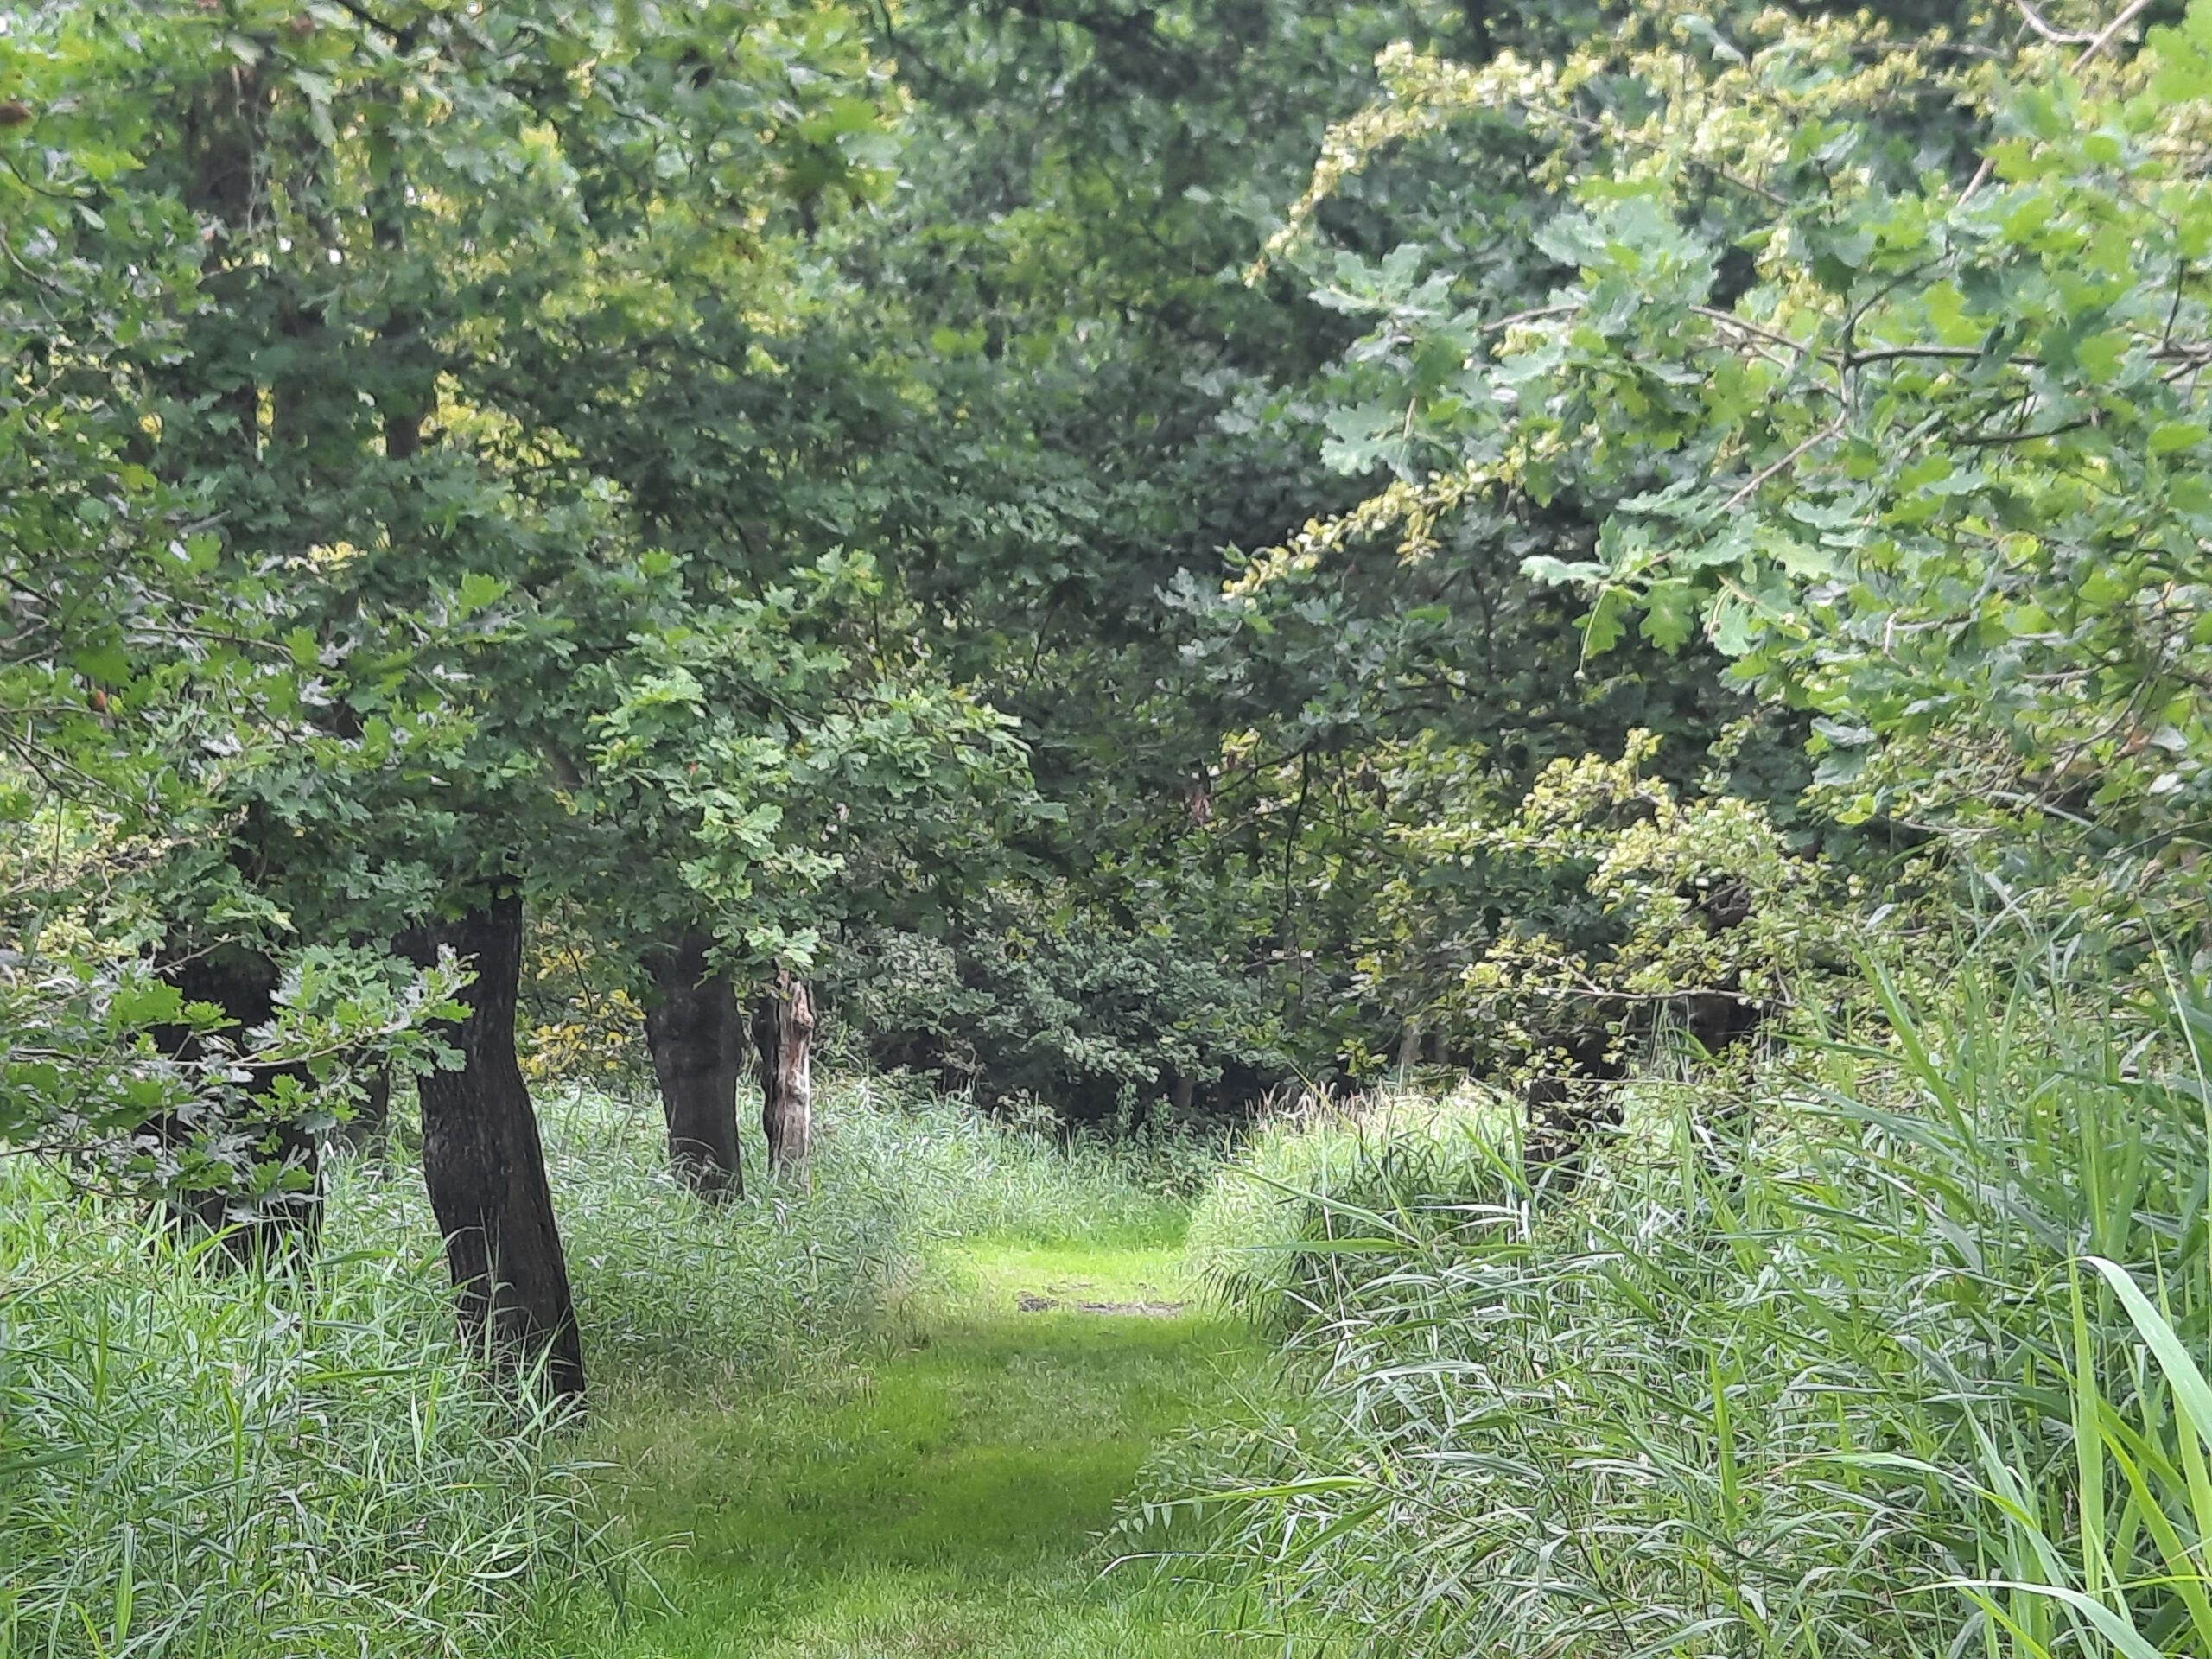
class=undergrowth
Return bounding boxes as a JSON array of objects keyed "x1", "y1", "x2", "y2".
[
  {"x1": 0, "y1": 1162, "x2": 598, "y2": 1658},
  {"x1": 0, "y1": 1075, "x2": 1223, "y2": 1657},
  {"x1": 1149, "y1": 950, "x2": 2212, "y2": 1656},
  {"x1": 1181, "y1": 1087, "x2": 1520, "y2": 1329}
]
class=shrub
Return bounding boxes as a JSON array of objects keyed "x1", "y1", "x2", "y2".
[{"x1": 824, "y1": 905, "x2": 1294, "y2": 1122}]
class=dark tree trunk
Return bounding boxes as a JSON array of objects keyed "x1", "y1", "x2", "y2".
[
  {"x1": 1522, "y1": 1028, "x2": 1628, "y2": 1190},
  {"x1": 153, "y1": 944, "x2": 323, "y2": 1263},
  {"x1": 371, "y1": 97, "x2": 427, "y2": 467},
  {"x1": 181, "y1": 65, "x2": 264, "y2": 469},
  {"x1": 397, "y1": 893, "x2": 585, "y2": 1402},
  {"x1": 751, "y1": 971, "x2": 815, "y2": 1176},
  {"x1": 340, "y1": 1065, "x2": 392, "y2": 1152},
  {"x1": 642, "y1": 931, "x2": 745, "y2": 1199}
]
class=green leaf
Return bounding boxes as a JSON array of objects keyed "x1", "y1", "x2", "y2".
[
  {"x1": 454, "y1": 572, "x2": 508, "y2": 617},
  {"x1": 1582, "y1": 587, "x2": 1630, "y2": 655},
  {"x1": 109, "y1": 979, "x2": 185, "y2": 1029},
  {"x1": 1709, "y1": 596, "x2": 1755, "y2": 657},
  {"x1": 2085, "y1": 1255, "x2": 2212, "y2": 1450},
  {"x1": 1640, "y1": 578, "x2": 1696, "y2": 652},
  {"x1": 71, "y1": 645, "x2": 131, "y2": 686}
]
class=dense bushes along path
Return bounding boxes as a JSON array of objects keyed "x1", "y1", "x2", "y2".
[{"x1": 565, "y1": 1226, "x2": 1267, "y2": 1659}]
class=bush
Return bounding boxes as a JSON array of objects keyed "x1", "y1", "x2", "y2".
[
  {"x1": 1162, "y1": 950, "x2": 2212, "y2": 1656},
  {"x1": 824, "y1": 906, "x2": 1294, "y2": 1122}
]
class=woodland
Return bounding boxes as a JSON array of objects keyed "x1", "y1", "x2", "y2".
[{"x1": 5, "y1": 0, "x2": 2212, "y2": 1654}]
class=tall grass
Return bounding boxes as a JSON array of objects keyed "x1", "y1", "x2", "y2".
[
  {"x1": 0, "y1": 1071, "x2": 1209, "y2": 1657},
  {"x1": 1164, "y1": 954, "x2": 2212, "y2": 1656},
  {"x1": 0, "y1": 1161, "x2": 597, "y2": 1659},
  {"x1": 1182, "y1": 1088, "x2": 1522, "y2": 1327},
  {"x1": 533, "y1": 1084, "x2": 922, "y2": 1391},
  {"x1": 533, "y1": 1080, "x2": 1194, "y2": 1383}
]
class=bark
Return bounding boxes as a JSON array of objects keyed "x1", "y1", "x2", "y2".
[
  {"x1": 340, "y1": 1065, "x2": 392, "y2": 1152},
  {"x1": 153, "y1": 944, "x2": 322, "y2": 1263},
  {"x1": 371, "y1": 100, "x2": 426, "y2": 465},
  {"x1": 751, "y1": 971, "x2": 815, "y2": 1176},
  {"x1": 1522, "y1": 1029, "x2": 1627, "y2": 1190},
  {"x1": 1396, "y1": 1020, "x2": 1422, "y2": 1076},
  {"x1": 397, "y1": 893, "x2": 585, "y2": 1402},
  {"x1": 182, "y1": 65, "x2": 264, "y2": 467},
  {"x1": 641, "y1": 932, "x2": 745, "y2": 1199}
]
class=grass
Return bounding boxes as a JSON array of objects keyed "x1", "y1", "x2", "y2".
[
  {"x1": 54, "y1": 958, "x2": 2212, "y2": 1659},
  {"x1": 83, "y1": 961, "x2": 2212, "y2": 1659},
  {"x1": 0, "y1": 1163, "x2": 597, "y2": 1659},
  {"x1": 1, "y1": 1077, "x2": 1255, "y2": 1658},
  {"x1": 563, "y1": 1205, "x2": 1275, "y2": 1659},
  {"x1": 1168, "y1": 952, "x2": 2212, "y2": 1656}
]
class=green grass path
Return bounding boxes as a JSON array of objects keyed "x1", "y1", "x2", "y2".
[{"x1": 571, "y1": 1230, "x2": 1265, "y2": 1658}]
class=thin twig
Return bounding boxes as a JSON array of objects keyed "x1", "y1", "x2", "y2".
[
  {"x1": 2013, "y1": 0, "x2": 2095, "y2": 46},
  {"x1": 1722, "y1": 419, "x2": 1845, "y2": 512},
  {"x1": 1961, "y1": 0, "x2": 2155, "y2": 201}
]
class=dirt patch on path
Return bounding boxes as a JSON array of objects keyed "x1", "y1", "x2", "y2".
[{"x1": 1016, "y1": 1291, "x2": 1190, "y2": 1318}]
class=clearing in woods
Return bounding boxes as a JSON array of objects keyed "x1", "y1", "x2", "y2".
[{"x1": 570, "y1": 1220, "x2": 1274, "y2": 1659}]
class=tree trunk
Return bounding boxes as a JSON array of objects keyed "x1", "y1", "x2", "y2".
[
  {"x1": 182, "y1": 64, "x2": 264, "y2": 468},
  {"x1": 751, "y1": 971, "x2": 815, "y2": 1176},
  {"x1": 1396, "y1": 1020, "x2": 1422, "y2": 1076},
  {"x1": 642, "y1": 931, "x2": 745, "y2": 1199},
  {"x1": 153, "y1": 944, "x2": 322, "y2": 1264},
  {"x1": 340, "y1": 1065, "x2": 391, "y2": 1152},
  {"x1": 397, "y1": 893, "x2": 585, "y2": 1402},
  {"x1": 1522, "y1": 1029, "x2": 1627, "y2": 1192}
]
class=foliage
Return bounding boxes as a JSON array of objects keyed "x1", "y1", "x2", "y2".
[
  {"x1": 830, "y1": 901, "x2": 1295, "y2": 1120},
  {"x1": 1442, "y1": 732, "x2": 1844, "y2": 1069},
  {"x1": 0, "y1": 3, "x2": 270, "y2": 827},
  {"x1": 21, "y1": 0, "x2": 2212, "y2": 1652},
  {"x1": 1163, "y1": 948, "x2": 2212, "y2": 1656},
  {"x1": 1251, "y1": 0, "x2": 2212, "y2": 861},
  {"x1": 581, "y1": 554, "x2": 1039, "y2": 977},
  {"x1": 518, "y1": 911, "x2": 652, "y2": 1086},
  {"x1": 0, "y1": 810, "x2": 464, "y2": 1205},
  {"x1": 0, "y1": 0, "x2": 1033, "y2": 1220}
]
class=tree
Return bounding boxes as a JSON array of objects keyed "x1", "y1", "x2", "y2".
[
  {"x1": 826, "y1": 0, "x2": 1847, "y2": 1096},
  {"x1": 9, "y1": 0, "x2": 920, "y2": 1393},
  {"x1": 1245, "y1": 0, "x2": 2212, "y2": 923},
  {"x1": 0, "y1": 3, "x2": 472, "y2": 1230},
  {"x1": 582, "y1": 555, "x2": 1037, "y2": 1177}
]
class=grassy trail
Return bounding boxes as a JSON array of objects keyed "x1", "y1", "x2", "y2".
[{"x1": 572, "y1": 1223, "x2": 1266, "y2": 1658}]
